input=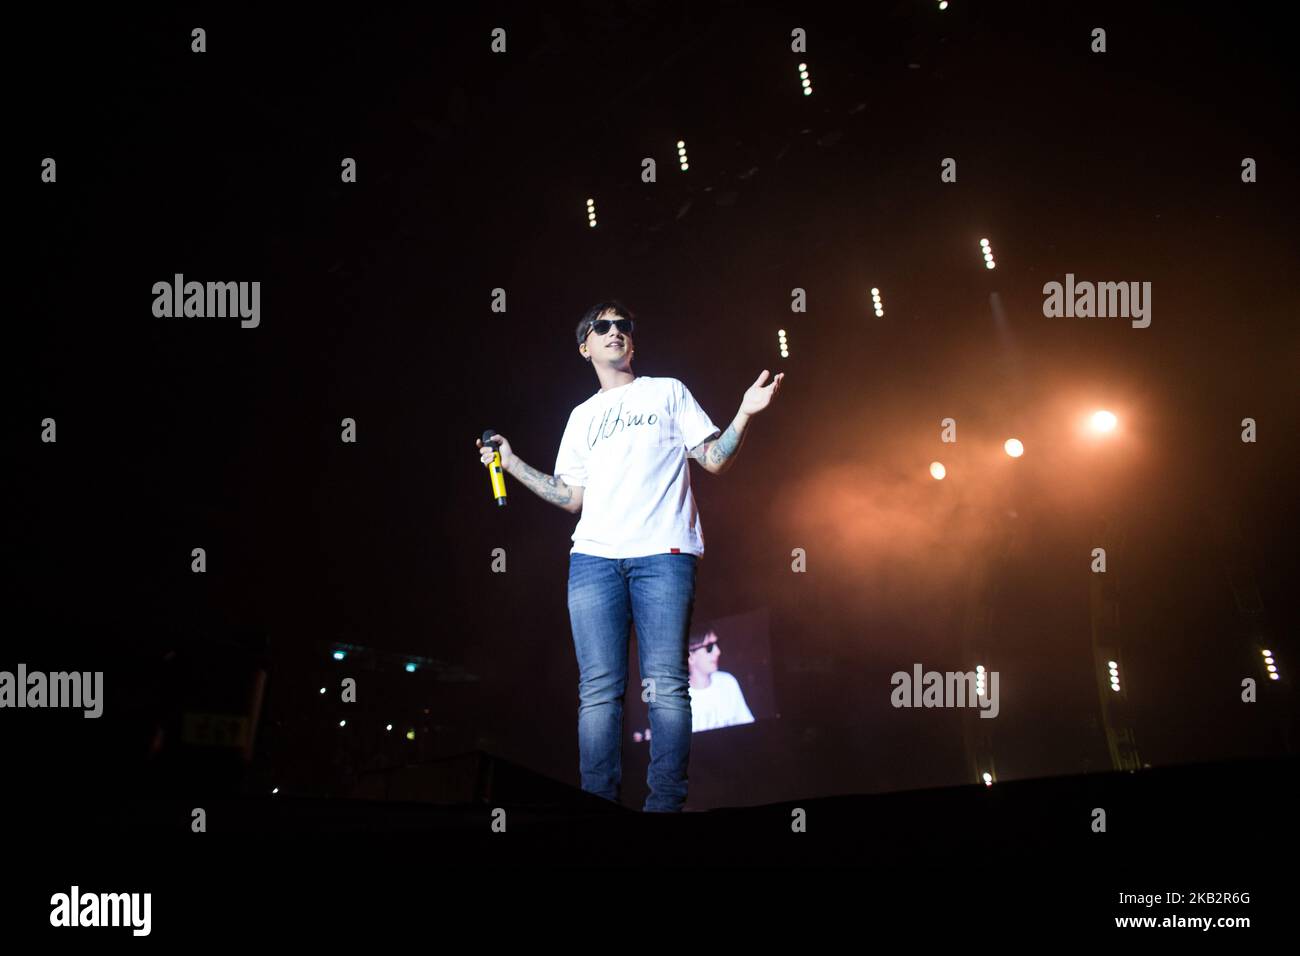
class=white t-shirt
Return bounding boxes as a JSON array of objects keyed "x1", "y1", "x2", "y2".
[
  {"x1": 689, "y1": 671, "x2": 756, "y2": 732},
  {"x1": 553, "y1": 375, "x2": 720, "y2": 559}
]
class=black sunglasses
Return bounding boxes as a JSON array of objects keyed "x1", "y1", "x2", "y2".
[
  {"x1": 690, "y1": 640, "x2": 720, "y2": 654},
  {"x1": 587, "y1": 317, "x2": 634, "y2": 338}
]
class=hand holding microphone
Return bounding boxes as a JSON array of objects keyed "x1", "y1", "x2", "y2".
[{"x1": 477, "y1": 430, "x2": 515, "y2": 506}]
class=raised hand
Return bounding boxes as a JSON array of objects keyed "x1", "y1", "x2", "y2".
[{"x1": 739, "y1": 370, "x2": 785, "y2": 417}]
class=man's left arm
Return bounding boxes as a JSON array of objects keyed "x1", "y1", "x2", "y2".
[{"x1": 687, "y1": 370, "x2": 784, "y2": 476}]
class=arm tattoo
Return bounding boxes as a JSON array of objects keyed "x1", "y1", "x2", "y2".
[
  {"x1": 688, "y1": 432, "x2": 718, "y2": 464},
  {"x1": 510, "y1": 458, "x2": 577, "y2": 510},
  {"x1": 707, "y1": 422, "x2": 743, "y2": 469},
  {"x1": 689, "y1": 420, "x2": 746, "y2": 474}
]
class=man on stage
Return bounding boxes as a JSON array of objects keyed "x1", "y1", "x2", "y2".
[{"x1": 476, "y1": 300, "x2": 783, "y2": 811}]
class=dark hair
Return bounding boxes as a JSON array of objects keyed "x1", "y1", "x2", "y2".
[
  {"x1": 575, "y1": 300, "x2": 636, "y2": 346},
  {"x1": 688, "y1": 626, "x2": 718, "y2": 651}
]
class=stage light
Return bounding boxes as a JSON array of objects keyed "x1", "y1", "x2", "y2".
[
  {"x1": 975, "y1": 665, "x2": 986, "y2": 697},
  {"x1": 1004, "y1": 438, "x2": 1024, "y2": 457},
  {"x1": 406, "y1": 729, "x2": 416, "y2": 740},
  {"x1": 677, "y1": 139, "x2": 689, "y2": 172},
  {"x1": 586, "y1": 197, "x2": 597, "y2": 228},
  {"x1": 386, "y1": 724, "x2": 393, "y2": 731},
  {"x1": 929, "y1": 461, "x2": 946, "y2": 480},
  {"x1": 1108, "y1": 660, "x2": 1121, "y2": 692},
  {"x1": 405, "y1": 662, "x2": 417, "y2": 673},
  {"x1": 980, "y1": 238, "x2": 997, "y2": 270},
  {"x1": 1090, "y1": 410, "x2": 1118, "y2": 433},
  {"x1": 939, "y1": 1, "x2": 949, "y2": 9},
  {"x1": 339, "y1": 719, "x2": 347, "y2": 727},
  {"x1": 871, "y1": 287, "x2": 884, "y2": 317},
  {"x1": 778, "y1": 328, "x2": 789, "y2": 358},
  {"x1": 982, "y1": 772, "x2": 993, "y2": 787},
  {"x1": 332, "y1": 650, "x2": 346, "y2": 661},
  {"x1": 319, "y1": 687, "x2": 326, "y2": 694},
  {"x1": 1263, "y1": 649, "x2": 1281, "y2": 680},
  {"x1": 798, "y1": 63, "x2": 813, "y2": 96},
  {"x1": 272, "y1": 788, "x2": 279, "y2": 795}
]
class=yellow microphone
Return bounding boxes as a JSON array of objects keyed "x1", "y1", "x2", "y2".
[{"x1": 482, "y1": 429, "x2": 508, "y2": 506}]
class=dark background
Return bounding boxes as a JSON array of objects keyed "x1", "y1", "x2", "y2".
[{"x1": 11, "y1": 2, "x2": 1298, "y2": 811}]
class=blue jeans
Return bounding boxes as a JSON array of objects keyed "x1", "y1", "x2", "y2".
[{"x1": 567, "y1": 551, "x2": 698, "y2": 812}]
